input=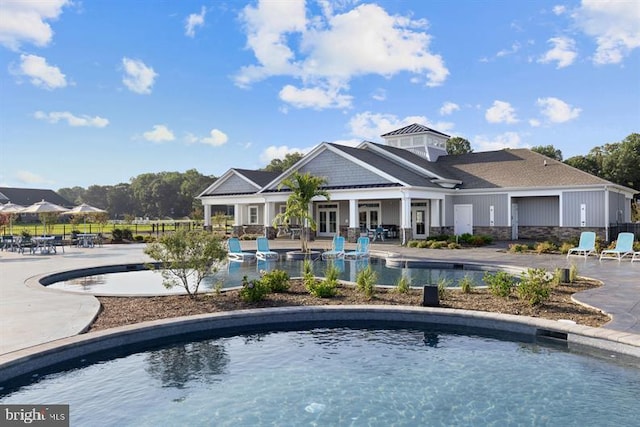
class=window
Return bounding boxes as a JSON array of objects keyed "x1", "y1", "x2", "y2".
[{"x1": 248, "y1": 206, "x2": 259, "y2": 224}]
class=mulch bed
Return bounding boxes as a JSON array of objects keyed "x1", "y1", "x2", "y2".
[{"x1": 90, "y1": 278, "x2": 610, "y2": 331}]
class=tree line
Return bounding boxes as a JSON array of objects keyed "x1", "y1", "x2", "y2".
[{"x1": 57, "y1": 134, "x2": 638, "y2": 220}]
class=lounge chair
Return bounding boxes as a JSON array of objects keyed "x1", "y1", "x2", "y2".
[
  {"x1": 567, "y1": 231, "x2": 597, "y2": 259},
  {"x1": 599, "y1": 232, "x2": 635, "y2": 261},
  {"x1": 345, "y1": 236, "x2": 370, "y2": 259},
  {"x1": 227, "y1": 237, "x2": 256, "y2": 262},
  {"x1": 632, "y1": 252, "x2": 640, "y2": 263},
  {"x1": 322, "y1": 235, "x2": 345, "y2": 259},
  {"x1": 256, "y1": 237, "x2": 279, "y2": 260}
]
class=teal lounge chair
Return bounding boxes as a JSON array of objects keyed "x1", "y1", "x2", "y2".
[
  {"x1": 322, "y1": 235, "x2": 345, "y2": 259},
  {"x1": 345, "y1": 236, "x2": 370, "y2": 259},
  {"x1": 599, "y1": 232, "x2": 634, "y2": 261},
  {"x1": 632, "y1": 251, "x2": 640, "y2": 263},
  {"x1": 227, "y1": 237, "x2": 256, "y2": 262},
  {"x1": 256, "y1": 237, "x2": 279, "y2": 260},
  {"x1": 567, "y1": 231, "x2": 597, "y2": 259}
]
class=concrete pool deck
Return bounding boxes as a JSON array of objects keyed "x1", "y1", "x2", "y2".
[{"x1": 1, "y1": 239, "x2": 639, "y2": 356}]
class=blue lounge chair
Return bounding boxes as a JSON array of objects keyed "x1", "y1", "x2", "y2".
[
  {"x1": 256, "y1": 237, "x2": 279, "y2": 260},
  {"x1": 567, "y1": 231, "x2": 597, "y2": 259},
  {"x1": 322, "y1": 235, "x2": 345, "y2": 259},
  {"x1": 345, "y1": 236, "x2": 370, "y2": 259},
  {"x1": 632, "y1": 252, "x2": 640, "y2": 263},
  {"x1": 599, "y1": 232, "x2": 634, "y2": 261},
  {"x1": 227, "y1": 237, "x2": 256, "y2": 262}
]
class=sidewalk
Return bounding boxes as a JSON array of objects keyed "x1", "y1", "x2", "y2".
[{"x1": 1, "y1": 240, "x2": 638, "y2": 355}]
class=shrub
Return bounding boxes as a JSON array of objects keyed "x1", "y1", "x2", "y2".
[
  {"x1": 569, "y1": 264, "x2": 578, "y2": 283},
  {"x1": 437, "y1": 277, "x2": 452, "y2": 300},
  {"x1": 429, "y1": 241, "x2": 448, "y2": 249},
  {"x1": 459, "y1": 274, "x2": 475, "y2": 294},
  {"x1": 447, "y1": 242, "x2": 461, "y2": 249},
  {"x1": 302, "y1": 259, "x2": 316, "y2": 290},
  {"x1": 558, "y1": 242, "x2": 573, "y2": 254},
  {"x1": 417, "y1": 240, "x2": 430, "y2": 248},
  {"x1": 356, "y1": 265, "x2": 378, "y2": 299},
  {"x1": 517, "y1": 268, "x2": 552, "y2": 306},
  {"x1": 551, "y1": 268, "x2": 563, "y2": 286},
  {"x1": 535, "y1": 241, "x2": 557, "y2": 254},
  {"x1": 407, "y1": 240, "x2": 419, "y2": 248},
  {"x1": 395, "y1": 274, "x2": 411, "y2": 294},
  {"x1": 483, "y1": 271, "x2": 515, "y2": 298},
  {"x1": 508, "y1": 243, "x2": 528, "y2": 253},
  {"x1": 261, "y1": 269, "x2": 290, "y2": 293},
  {"x1": 239, "y1": 276, "x2": 270, "y2": 302},
  {"x1": 307, "y1": 263, "x2": 339, "y2": 298},
  {"x1": 112, "y1": 228, "x2": 133, "y2": 242}
]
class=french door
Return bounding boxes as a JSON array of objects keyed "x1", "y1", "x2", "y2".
[{"x1": 317, "y1": 204, "x2": 338, "y2": 236}]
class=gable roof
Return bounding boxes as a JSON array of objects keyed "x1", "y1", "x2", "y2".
[
  {"x1": 199, "y1": 168, "x2": 281, "y2": 197},
  {"x1": 381, "y1": 123, "x2": 450, "y2": 138},
  {"x1": 436, "y1": 148, "x2": 613, "y2": 189},
  {"x1": 234, "y1": 169, "x2": 281, "y2": 187},
  {"x1": 0, "y1": 187, "x2": 73, "y2": 207}
]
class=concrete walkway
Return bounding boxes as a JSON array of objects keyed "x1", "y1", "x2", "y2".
[{"x1": 1, "y1": 240, "x2": 639, "y2": 356}]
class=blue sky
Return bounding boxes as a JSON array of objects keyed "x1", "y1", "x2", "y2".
[{"x1": 1, "y1": 0, "x2": 638, "y2": 190}]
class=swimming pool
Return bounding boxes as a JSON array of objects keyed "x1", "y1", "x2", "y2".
[
  {"x1": 1, "y1": 322, "x2": 639, "y2": 426},
  {"x1": 44, "y1": 257, "x2": 516, "y2": 296}
]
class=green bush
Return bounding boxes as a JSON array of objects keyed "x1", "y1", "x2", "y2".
[
  {"x1": 429, "y1": 241, "x2": 448, "y2": 249},
  {"x1": 535, "y1": 241, "x2": 557, "y2": 254},
  {"x1": 307, "y1": 263, "x2": 339, "y2": 298},
  {"x1": 558, "y1": 242, "x2": 573, "y2": 254},
  {"x1": 261, "y1": 269, "x2": 290, "y2": 292},
  {"x1": 459, "y1": 274, "x2": 475, "y2": 294},
  {"x1": 483, "y1": 271, "x2": 515, "y2": 298},
  {"x1": 447, "y1": 242, "x2": 461, "y2": 249},
  {"x1": 437, "y1": 277, "x2": 451, "y2": 300},
  {"x1": 239, "y1": 276, "x2": 270, "y2": 302},
  {"x1": 517, "y1": 268, "x2": 552, "y2": 306},
  {"x1": 569, "y1": 264, "x2": 578, "y2": 283},
  {"x1": 112, "y1": 228, "x2": 133, "y2": 241},
  {"x1": 356, "y1": 265, "x2": 378, "y2": 299},
  {"x1": 395, "y1": 274, "x2": 411, "y2": 294},
  {"x1": 417, "y1": 240, "x2": 430, "y2": 248},
  {"x1": 407, "y1": 240, "x2": 419, "y2": 248},
  {"x1": 508, "y1": 243, "x2": 529, "y2": 253}
]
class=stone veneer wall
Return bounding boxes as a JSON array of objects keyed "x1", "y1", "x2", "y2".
[
  {"x1": 517, "y1": 226, "x2": 605, "y2": 243},
  {"x1": 473, "y1": 227, "x2": 512, "y2": 241}
]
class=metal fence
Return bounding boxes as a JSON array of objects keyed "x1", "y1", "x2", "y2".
[{"x1": 609, "y1": 223, "x2": 640, "y2": 241}]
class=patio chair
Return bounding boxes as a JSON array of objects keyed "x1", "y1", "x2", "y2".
[
  {"x1": 18, "y1": 237, "x2": 35, "y2": 255},
  {"x1": 52, "y1": 235, "x2": 65, "y2": 254},
  {"x1": 256, "y1": 237, "x2": 279, "y2": 260},
  {"x1": 227, "y1": 237, "x2": 256, "y2": 262},
  {"x1": 567, "y1": 231, "x2": 597, "y2": 259},
  {"x1": 322, "y1": 235, "x2": 345, "y2": 259},
  {"x1": 345, "y1": 236, "x2": 370, "y2": 259},
  {"x1": 632, "y1": 252, "x2": 640, "y2": 263},
  {"x1": 599, "y1": 232, "x2": 635, "y2": 261}
]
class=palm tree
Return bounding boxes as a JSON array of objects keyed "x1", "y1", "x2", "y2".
[{"x1": 274, "y1": 172, "x2": 329, "y2": 253}]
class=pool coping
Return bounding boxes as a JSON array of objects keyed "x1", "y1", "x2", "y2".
[{"x1": 1, "y1": 305, "x2": 639, "y2": 384}]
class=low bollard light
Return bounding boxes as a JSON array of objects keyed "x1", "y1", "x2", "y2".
[{"x1": 422, "y1": 285, "x2": 439, "y2": 307}]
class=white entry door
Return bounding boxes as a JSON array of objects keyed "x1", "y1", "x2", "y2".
[
  {"x1": 454, "y1": 204, "x2": 473, "y2": 236},
  {"x1": 411, "y1": 202, "x2": 429, "y2": 239}
]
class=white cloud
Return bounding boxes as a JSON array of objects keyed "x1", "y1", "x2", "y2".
[
  {"x1": 371, "y1": 88, "x2": 386, "y2": 101},
  {"x1": 201, "y1": 129, "x2": 228, "y2": 147},
  {"x1": 553, "y1": 5, "x2": 566, "y2": 15},
  {"x1": 185, "y1": 6, "x2": 206, "y2": 37},
  {"x1": 16, "y1": 170, "x2": 51, "y2": 185},
  {"x1": 260, "y1": 145, "x2": 311, "y2": 164},
  {"x1": 346, "y1": 111, "x2": 453, "y2": 141},
  {"x1": 536, "y1": 97, "x2": 581, "y2": 123},
  {"x1": 236, "y1": 2, "x2": 448, "y2": 109},
  {"x1": 474, "y1": 132, "x2": 526, "y2": 152},
  {"x1": 573, "y1": 0, "x2": 640, "y2": 64},
  {"x1": 279, "y1": 84, "x2": 352, "y2": 110},
  {"x1": 485, "y1": 100, "x2": 518, "y2": 124},
  {"x1": 34, "y1": 111, "x2": 109, "y2": 127},
  {"x1": 143, "y1": 125, "x2": 175, "y2": 143},
  {"x1": 496, "y1": 42, "x2": 521, "y2": 57},
  {"x1": 529, "y1": 118, "x2": 541, "y2": 127},
  {"x1": 0, "y1": 0, "x2": 69, "y2": 50},
  {"x1": 439, "y1": 101, "x2": 460, "y2": 116},
  {"x1": 16, "y1": 54, "x2": 67, "y2": 89},
  {"x1": 122, "y1": 58, "x2": 157, "y2": 94},
  {"x1": 538, "y1": 37, "x2": 577, "y2": 68}
]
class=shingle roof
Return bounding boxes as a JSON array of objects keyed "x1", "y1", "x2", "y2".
[
  {"x1": 435, "y1": 148, "x2": 612, "y2": 189},
  {"x1": 233, "y1": 169, "x2": 281, "y2": 187},
  {"x1": 380, "y1": 123, "x2": 450, "y2": 138},
  {"x1": 0, "y1": 187, "x2": 73, "y2": 207},
  {"x1": 367, "y1": 142, "x2": 458, "y2": 180}
]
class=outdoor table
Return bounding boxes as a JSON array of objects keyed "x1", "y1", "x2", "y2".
[
  {"x1": 76, "y1": 233, "x2": 97, "y2": 248},
  {"x1": 32, "y1": 236, "x2": 55, "y2": 254}
]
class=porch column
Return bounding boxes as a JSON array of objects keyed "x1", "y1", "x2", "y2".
[
  {"x1": 348, "y1": 199, "x2": 359, "y2": 243},
  {"x1": 264, "y1": 201, "x2": 276, "y2": 239},
  {"x1": 203, "y1": 204, "x2": 212, "y2": 230},
  {"x1": 430, "y1": 199, "x2": 440, "y2": 235},
  {"x1": 233, "y1": 204, "x2": 243, "y2": 236},
  {"x1": 400, "y1": 195, "x2": 412, "y2": 245}
]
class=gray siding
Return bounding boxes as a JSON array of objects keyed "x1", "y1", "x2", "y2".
[
  {"x1": 381, "y1": 199, "x2": 400, "y2": 224},
  {"x1": 515, "y1": 196, "x2": 559, "y2": 226},
  {"x1": 562, "y1": 191, "x2": 604, "y2": 227},
  {"x1": 450, "y1": 194, "x2": 509, "y2": 226},
  {"x1": 298, "y1": 150, "x2": 392, "y2": 187},
  {"x1": 444, "y1": 195, "x2": 454, "y2": 226},
  {"x1": 210, "y1": 174, "x2": 257, "y2": 195}
]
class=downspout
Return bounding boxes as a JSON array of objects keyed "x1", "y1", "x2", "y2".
[{"x1": 604, "y1": 186, "x2": 609, "y2": 241}]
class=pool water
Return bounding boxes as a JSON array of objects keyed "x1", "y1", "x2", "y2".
[
  {"x1": 47, "y1": 258, "x2": 494, "y2": 295},
  {"x1": 1, "y1": 326, "x2": 639, "y2": 426}
]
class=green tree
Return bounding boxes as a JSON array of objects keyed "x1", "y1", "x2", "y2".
[
  {"x1": 531, "y1": 145, "x2": 563, "y2": 161},
  {"x1": 263, "y1": 152, "x2": 304, "y2": 173},
  {"x1": 446, "y1": 137, "x2": 473, "y2": 155},
  {"x1": 564, "y1": 155, "x2": 601, "y2": 176},
  {"x1": 144, "y1": 229, "x2": 227, "y2": 299},
  {"x1": 273, "y1": 172, "x2": 329, "y2": 253}
]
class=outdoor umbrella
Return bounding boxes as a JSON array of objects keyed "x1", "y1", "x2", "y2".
[
  {"x1": 20, "y1": 200, "x2": 69, "y2": 235},
  {"x1": 0, "y1": 202, "x2": 25, "y2": 235},
  {"x1": 61, "y1": 203, "x2": 107, "y2": 233}
]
